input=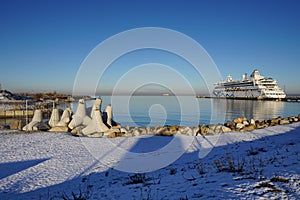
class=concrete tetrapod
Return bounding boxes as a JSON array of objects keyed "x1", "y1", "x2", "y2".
[
  {"x1": 68, "y1": 99, "x2": 90, "y2": 130},
  {"x1": 56, "y1": 107, "x2": 72, "y2": 127},
  {"x1": 82, "y1": 98, "x2": 109, "y2": 136},
  {"x1": 48, "y1": 108, "x2": 60, "y2": 128},
  {"x1": 105, "y1": 105, "x2": 112, "y2": 128},
  {"x1": 49, "y1": 108, "x2": 72, "y2": 132},
  {"x1": 22, "y1": 109, "x2": 49, "y2": 131}
]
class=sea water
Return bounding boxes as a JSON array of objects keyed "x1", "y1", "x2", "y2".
[{"x1": 70, "y1": 96, "x2": 300, "y2": 127}]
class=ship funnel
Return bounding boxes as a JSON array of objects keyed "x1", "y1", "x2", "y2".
[
  {"x1": 226, "y1": 75, "x2": 233, "y2": 82},
  {"x1": 242, "y1": 73, "x2": 247, "y2": 81}
]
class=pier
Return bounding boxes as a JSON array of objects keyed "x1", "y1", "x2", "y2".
[
  {"x1": 0, "y1": 110, "x2": 34, "y2": 118},
  {"x1": 285, "y1": 96, "x2": 300, "y2": 102}
]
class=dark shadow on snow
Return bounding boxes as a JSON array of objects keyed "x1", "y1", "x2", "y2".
[
  {"x1": 0, "y1": 158, "x2": 49, "y2": 179},
  {"x1": 0, "y1": 125, "x2": 299, "y2": 199}
]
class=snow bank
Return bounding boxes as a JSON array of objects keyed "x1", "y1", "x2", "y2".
[{"x1": 0, "y1": 123, "x2": 299, "y2": 199}]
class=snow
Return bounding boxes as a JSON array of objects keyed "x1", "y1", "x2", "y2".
[{"x1": 0, "y1": 123, "x2": 299, "y2": 199}]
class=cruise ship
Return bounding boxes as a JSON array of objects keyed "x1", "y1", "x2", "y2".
[{"x1": 213, "y1": 70, "x2": 286, "y2": 99}]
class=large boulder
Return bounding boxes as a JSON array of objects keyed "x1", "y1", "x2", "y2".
[
  {"x1": 48, "y1": 126, "x2": 69, "y2": 132},
  {"x1": 224, "y1": 120, "x2": 235, "y2": 130},
  {"x1": 235, "y1": 123, "x2": 245, "y2": 130},
  {"x1": 211, "y1": 125, "x2": 223, "y2": 135},
  {"x1": 288, "y1": 116, "x2": 298, "y2": 123},
  {"x1": 179, "y1": 126, "x2": 193, "y2": 136},
  {"x1": 233, "y1": 117, "x2": 243, "y2": 124},
  {"x1": 250, "y1": 119, "x2": 256, "y2": 126},
  {"x1": 221, "y1": 126, "x2": 232, "y2": 133},
  {"x1": 242, "y1": 120, "x2": 249, "y2": 126},
  {"x1": 196, "y1": 124, "x2": 208, "y2": 136},
  {"x1": 293, "y1": 117, "x2": 299, "y2": 122},
  {"x1": 120, "y1": 127, "x2": 128, "y2": 134},
  {"x1": 269, "y1": 118, "x2": 280, "y2": 126},
  {"x1": 138, "y1": 127, "x2": 147, "y2": 135},
  {"x1": 156, "y1": 125, "x2": 179, "y2": 136},
  {"x1": 146, "y1": 126, "x2": 152, "y2": 134},
  {"x1": 132, "y1": 128, "x2": 141, "y2": 136},
  {"x1": 279, "y1": 118, "x2": 290, "y2": 125},
  {"x1": 240, "y1": 124, "x2": 256, "y2": 132}
]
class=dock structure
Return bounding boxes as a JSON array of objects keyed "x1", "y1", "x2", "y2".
[
  {"x1": 285, "y1": 96, "x2": 300, "y2": 102},
  {"x1": 0, "y1": 110, "x2": 34, "y2": 118}
]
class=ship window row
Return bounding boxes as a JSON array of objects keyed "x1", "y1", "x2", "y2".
[
  {"x1": 225, "y1": 88, "x2": 257, "y2": 92},
  {"x1": 222, "y1": 83, "x2": 254, "y2": 87},
  {"x1": 214, "y1": 86, "x2": 257, "y2": 90},
  {"x1": 262, "y1": 84, "x2": 276, "y2": 86},
  {"x1": 265, "y1": 92, "x2": 284, "y2": 95},
  {"x1": 260, "y1": 79, "x2": 274, "y2": 82}
]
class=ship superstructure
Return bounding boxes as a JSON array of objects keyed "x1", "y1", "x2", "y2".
[{"x1": 213, "y1": 70, "x2": 286, "y2": 99}]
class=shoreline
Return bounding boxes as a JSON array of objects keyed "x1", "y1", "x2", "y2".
[
  {"x1": 76, "y1": 114, "x2": 300, "y2": 138},
  {"x1": 1, "y1": 98, "x2": 299, "y2": 137},
  {"x1": 1, "y1": 113, "x2": 300, "y2": 138}
]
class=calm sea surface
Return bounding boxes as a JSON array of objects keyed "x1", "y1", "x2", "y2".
[{"x1": 71, "y1": 96, "x2": 300, "y2": 127}]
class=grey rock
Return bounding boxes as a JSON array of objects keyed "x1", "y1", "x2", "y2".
[
  {"x1": 233, "y1": 117, "x2": 243, "y2": 124},
  {"x1": 215, "y1": 125, "x2": 223, "y2": 134},
  {"x1": 132, "y1": 129, "x2": 141, "y2": 136},
  {"x1": 236, "y1": 123, "x2": 245, "y2": 130},
  {"x1": 225, "y1": 120, "x2": 235, "y2": 130},
  {"x1": 242, "y1": 120, "x2": 249, "y2": 126},
  {"x1": 87, "y1": 132, "x2": 104, "y2": 138},
  {"x1": 196, "y1": 124, "x2": 207, "y2": 136},
  {"x1": 241, "y1": 124, "x2": 256, "y2": 132},
  {"x1": 279, "y1": 119, "x2": 290, "y2": 125},
  {"x1": 120, "y1": 128, "x2": 128, "y2": 133},
  {"x1": 250, "y1": 119, "x2": 256, "y2": 126},
  {"x1": 139, "y1": 127, "x2": 147, "y2": 135},
  {"x1": 221, "y1": 126, "x2": 232, "y2": 133},
  {"x1": 146, "y1": 126, "x2": 152, "y2": 134},
  {"x1": 124, "y1": 132, "x2": 134, "y2": 137},
  {"x1": 179, "y1": 126, "x2": 193, "y2": 135},
  {"x1": 49, "y1": 126, "x2": 69, "y2": 132}
]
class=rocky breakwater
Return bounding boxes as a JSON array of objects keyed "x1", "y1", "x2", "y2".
[
  {"x1": 15, "y1": 98, "x2": 300, "y2": 138},
  {"x1": 196, "y1": 115, "x2": 300, "y2": 136},
  {"x1": 118, "y1": 125, "x2": 196, "y2": 137},
  {"x1": 90, "y1": 113, "x2": 300, "y2": 138}
]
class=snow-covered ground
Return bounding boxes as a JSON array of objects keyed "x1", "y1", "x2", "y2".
[{"x1": 0, "y1": 123, "x2": 299, "y2": 199}]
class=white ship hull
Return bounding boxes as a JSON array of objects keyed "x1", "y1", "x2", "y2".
[
  {"x1": 213, "y1": 70, "x2": 286, "y2": 100},
  {"x1": 213, "y1": 90, "x2": 286, "y2": 99}
]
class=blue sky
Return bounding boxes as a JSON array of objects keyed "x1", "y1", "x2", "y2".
[{"x1": 0, "y1": 0, "x2": 300, "y2": 95}]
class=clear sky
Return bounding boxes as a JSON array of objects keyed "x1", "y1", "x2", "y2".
[{"x1": 0, "y1": 0, "x2": 299, "y2": 95}]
